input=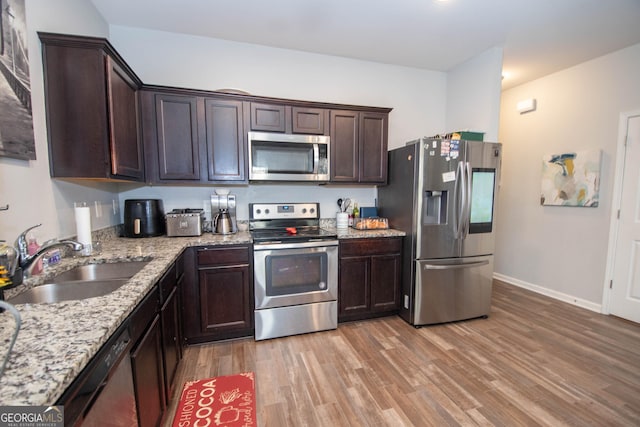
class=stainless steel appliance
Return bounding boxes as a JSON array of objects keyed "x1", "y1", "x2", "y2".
[
  {"x1": 59, "y1": 325, "x2": 137, "y2": 425},
  {"x1": 166, "y1": 209, "x2": 205, "y2": 237},
  {"x1": 123, "y1": 199, "x2": 165, "y2": 237},
  {"x1": 250, "y1": 202, "x2": 338, "y2": 340},
  {"x1": 378, "y1": 137, "x2": 502, "y2": 326},
  {"x1": 248, "y1": 132, "x2": 330, "y2": 181},
  {"x1": 211, "y1": 193, "x2": 237, "y2": 234}
]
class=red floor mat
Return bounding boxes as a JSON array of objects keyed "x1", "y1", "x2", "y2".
[{"x1": 172, "y1": 372, "x2": 256, "y2": 427}]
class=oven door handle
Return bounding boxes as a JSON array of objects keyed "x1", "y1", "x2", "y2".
[{"x1": 254, "y1": 239, "x2": 339, "y2": 251}]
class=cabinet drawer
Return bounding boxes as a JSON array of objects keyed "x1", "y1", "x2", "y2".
[
  {"x1": 197, "y1": 245, "x2": 251, "y2": 267},
  {"x1": 340, "y1": 238, "x2": 402, "y2": 257},
  {"x1": 130, "y1": 286, "x2": 159, "y2": 344}
]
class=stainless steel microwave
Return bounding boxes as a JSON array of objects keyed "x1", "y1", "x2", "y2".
[{"x1": 248, "y1": 132, "x2": 330, "y2": 182}]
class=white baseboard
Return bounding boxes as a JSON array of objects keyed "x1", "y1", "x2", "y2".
[{"x1": 493, "y1": 273, "x2": 602, "y2": 313}]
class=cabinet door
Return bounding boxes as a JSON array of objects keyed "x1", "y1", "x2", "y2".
[
  {"x1": 106, "y1": 56, "x2": 144, "y2": 179},
  {"x1": 370, "y1": 254, "x2": 401, "y2": 312},
  {"x1": 250, "y1": 102, "x2": 286, "y2": 132},
  {"x1": 154, "y1": 94, "x2": 201, "y2": 180},
  {"x1": 330, "y1": 110, "x2": 359, "y2": 181},
  {"x1": 292, "y1": 107, "x2": 326, "y2": 135},
  {"x1": 359, "y1": 112, "x2": 388, "y2": 183},
  {"x1": 161, "y1": 287, "x2": 181, "y2": 402},
  {"x1": 204, "y1": 98, "x2": 246, "y2": 181},
  {"x1": 338, "y1": 256, "x2": 370, "y2": 319},
  {"x1": 199, "y1": 265, "x2": 252, "y2": 335},
  {"x1": 41, "y1": 44, "x2": 109, "y2": 178},
  {"x1": 131, "y1": 315, "x2": 165, "y2": 427}
]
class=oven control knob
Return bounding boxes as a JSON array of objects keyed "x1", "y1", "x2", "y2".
[
  {"x1": 265, "y1": 209, "x2": 270, "y2": 214},
  {"x1": 310, "y1": 208, "x2": 315, "y2": 214},
  {"x1": 302, "y1": 208, "x2": 307, "y2": 214},
  {"x1": 256, "y1": 209, "x2": 261, "y2": 215},
  {"x1": 318, "y1": 281, "x2": 326, "y2": 289}
]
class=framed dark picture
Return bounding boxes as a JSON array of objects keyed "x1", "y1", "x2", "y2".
[{"x1": 0, "y1": 0, "x2": 35, "y2": 160}]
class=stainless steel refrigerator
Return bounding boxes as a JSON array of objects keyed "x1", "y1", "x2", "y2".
[{"x1": 378, "y1": 137, "x2": 501, "y2": 326}]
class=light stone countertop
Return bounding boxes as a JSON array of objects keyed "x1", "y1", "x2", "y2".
[{"x1": 0, "y1": 227, "x2": 403, "y2": 405}]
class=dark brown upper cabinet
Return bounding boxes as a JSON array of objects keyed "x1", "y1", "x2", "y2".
[
  {"x1": 39, "y1": 33, "x2": 144, "y2": 181},
  {"x1": 249, "y1": 102, "x2": 329, "y2": 135},
  {"x1": 359, "y1": 111, "x2": 388, "y2": 183},
  {"x1": 292, "y1": 107, "x2": 327, "y2": 135},
  {"x1": 249, "y1": 102, "x2": 286, "y2": 132},
  {"x1": 146, "y1": 92, "x2": 200, "y2": 181},
  {"x1": 330, "y1": 110, "x2": 388, "y2": 184},
  {"x1": 204, "y1": 98, "x2": 245, "y2": 181},
  {"x1": 140, "y1": 87, "x2": 247, "y2": 184}
]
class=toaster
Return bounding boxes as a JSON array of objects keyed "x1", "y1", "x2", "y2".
[{"x1": 165, "y1": 209, "x2": 205, "y2": 237}]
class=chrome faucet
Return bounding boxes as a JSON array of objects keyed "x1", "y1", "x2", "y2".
[{"x1": 15, "y1": 224, "x2": 84, "y2": 275}]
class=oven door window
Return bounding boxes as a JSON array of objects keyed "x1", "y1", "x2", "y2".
[{"x1": 265, "y1": 252, "x2": 328, "y2": 296}]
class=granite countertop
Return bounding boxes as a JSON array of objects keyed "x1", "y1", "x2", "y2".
[
  {"x1": 0, "y1": 227, "x2": 403, "y2": 405},
  {"x1": 329, "y1": 226, "x2": 405, "y2": 239}
]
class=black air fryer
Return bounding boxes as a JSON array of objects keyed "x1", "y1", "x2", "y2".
[{"x1": 123, "y1": 199, "x2": 165, "y2": 237}]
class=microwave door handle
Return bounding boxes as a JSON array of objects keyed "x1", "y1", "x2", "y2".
[{"x1": 312, "y1": 143, "x2": 320, "y2": 174}]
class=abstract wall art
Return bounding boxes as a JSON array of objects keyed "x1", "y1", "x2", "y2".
[{"x1": 540, "y1": 149, "x2": 602, "y2": 207}]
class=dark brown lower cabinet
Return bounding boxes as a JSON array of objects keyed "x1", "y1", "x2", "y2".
[
  {"x1": 339, "y1": 237, "x2": 402, "y2": 322},
  {"x1": 182, "y1": 245, "x2": 254, "y2": 344},
  {"x1": 131, "y1": 315, "x2": 165, "y2": 427},
  {"x1": 161, "y1": 286, "x2": 181, "y2": 401}
]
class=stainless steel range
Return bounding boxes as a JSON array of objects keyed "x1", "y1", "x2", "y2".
[{"x1": 250, "y1": 202, "x2": 338, "y2": 341}]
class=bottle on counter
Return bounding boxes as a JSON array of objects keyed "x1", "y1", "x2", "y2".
[
  {"x1": 27, "y1": 235, "x2": 43, "y2": 275},
  {"x1": 352, "y1": 203, "x2": 360, "y2": 219}
]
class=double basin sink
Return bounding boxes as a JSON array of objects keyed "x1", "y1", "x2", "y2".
[{"x1": 9, "y1": 261, "x2": 149, "y2": 304}]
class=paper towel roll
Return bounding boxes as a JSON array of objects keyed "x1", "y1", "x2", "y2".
[{"x1": 75, "y1": 206, "x2": 92, "y2": 248}]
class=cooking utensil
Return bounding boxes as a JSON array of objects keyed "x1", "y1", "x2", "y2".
[
  {"x1": 337, "y1": 199, "x2": 343, "y2": 212},
  {"x1": 342, "y1": 198, "x2": 352, "y2": 213}
]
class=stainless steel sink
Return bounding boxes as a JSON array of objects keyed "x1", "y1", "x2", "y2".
[
  {"x1": 53, "y1": 261, "x2": 150, "y2": 282},
  {"x1": 9, "y1": 261, "x2": 149, "y2": 304}
]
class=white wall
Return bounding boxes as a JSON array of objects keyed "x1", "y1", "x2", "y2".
[
  {"x1": 110, "y1": 26, "x2": 450, "y2": 219},
  {"x1": 446, "y1": 47, "x2": 503, "y2": 142},
  {"x1": 0, "y1": 0, "x2": 118, "y2": 244},
  {"x1": 2, "y1": 4, "x2": 503, "y2": 243},
  {"x1": 495, "y1": 43, "x2": 640, "y2": 308},
  {"x1": 110, "y1": 26, "x2": 448, "y2": 151}
]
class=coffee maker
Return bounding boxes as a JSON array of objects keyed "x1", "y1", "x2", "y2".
[{"x1": 210, "y1": 192, "x2": 237, "y2": 234}]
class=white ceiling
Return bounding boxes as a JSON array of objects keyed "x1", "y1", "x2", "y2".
[{"x1": 90, "y1": 0, "x2": 640, "y2": 90}]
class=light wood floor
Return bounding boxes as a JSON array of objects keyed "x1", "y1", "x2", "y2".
[{"x1": 163, "y1": 281, "x2": 640, "y2": 426}]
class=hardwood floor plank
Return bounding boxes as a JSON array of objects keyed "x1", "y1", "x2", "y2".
[{"x1": 163, "y1": 281, "x2": 640, "y2": 426}]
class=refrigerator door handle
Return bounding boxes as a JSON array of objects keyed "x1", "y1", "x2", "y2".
[
  {"x1": 461, "y1": 161, "x2": 472, "y2": 238},
  {"x1": 452, "y1": 161, "x2": 465, "y2": 239},
  {"x1": 422, "y1": 260, "x2": 490, "y2": 270}
]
